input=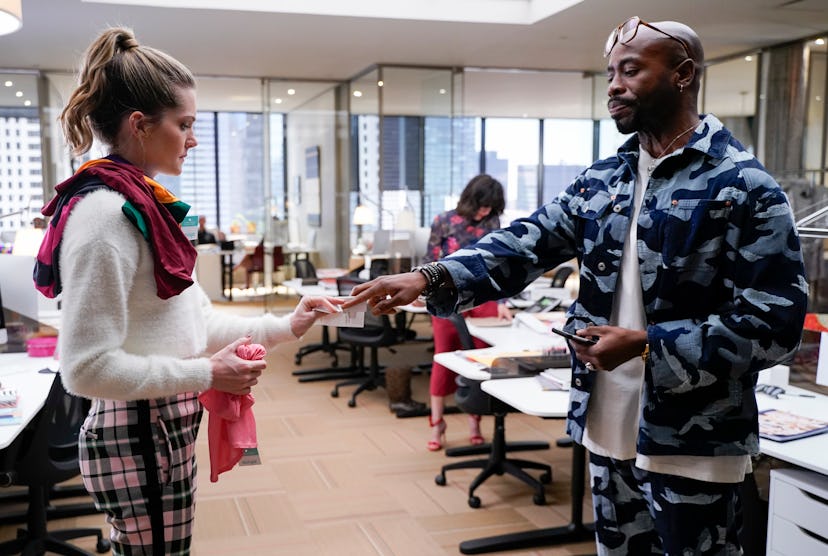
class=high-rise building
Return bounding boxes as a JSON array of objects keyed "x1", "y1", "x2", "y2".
[{"x1": 0, "y1": 108, "x2": 43, "y2": 240}]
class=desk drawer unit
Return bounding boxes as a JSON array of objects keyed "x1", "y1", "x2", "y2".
[{"x1": 767, "y1": 468, "x2": 828, "y2": 556}]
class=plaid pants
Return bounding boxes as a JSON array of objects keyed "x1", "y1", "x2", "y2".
[
  {"x1": 589, "y1": 453, "x2": 743, "y2": 555},
  {"x1": 79, "y1": 394, "x2": 203, "y2": 555}
]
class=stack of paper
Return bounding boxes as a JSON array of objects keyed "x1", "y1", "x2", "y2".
[{"x1": 535, "y1": 368, "x2": 571, "y2": 391}]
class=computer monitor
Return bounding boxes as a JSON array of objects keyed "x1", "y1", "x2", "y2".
[{"x1": 371, "y1": 229, "x2": 392, "y2": 254}]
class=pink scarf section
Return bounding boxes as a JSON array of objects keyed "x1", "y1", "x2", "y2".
[{"x1": 198, "y1": 343, "x2": 266, "y2": 482}]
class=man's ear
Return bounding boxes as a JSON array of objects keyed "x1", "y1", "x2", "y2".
[{"x1": 674, "y1": 58, "x2": 695, "y2": 90}]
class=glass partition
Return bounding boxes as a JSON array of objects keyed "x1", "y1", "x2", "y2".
[
  {"x1": 805, "y1": 38, "x2": 827, "y2": 185},
  {"x1": 0, "y1": 72, "x2": 41, "y2": 246},
  {"x1": 542, "y1": 119, "x2": 593, "y2": 203},
  {"x1": 703, "y1": 54, "x2": 758, "y2": 151},
  {"x1": 484, "y1": 117, "x2": 540, "y2": 221}
]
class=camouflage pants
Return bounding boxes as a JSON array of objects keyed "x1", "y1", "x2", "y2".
[{"x1": 589, "y1": 453, "x2": 743, "y2": 555}]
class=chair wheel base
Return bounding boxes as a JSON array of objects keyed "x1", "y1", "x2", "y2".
[
  {"x1": 435, "y1": 474, "x2": 446, "y2": 486},
  {"x1": 330, "y1": 390, "x2": 339, "y2": 397},
  {"x1": 533, "y1": 493, "x2": 546, "y2": 505},
  {"x1": 347, "y1": 399, "x2": 356, "y2": 407},
  {"x1": 97, "y1": 537, "x2": 112, "y2": 553},
  {"x1": 468, "y1": 495, "x2": 481, "y2": 508}
]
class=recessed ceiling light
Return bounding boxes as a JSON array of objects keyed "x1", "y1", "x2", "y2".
[
  {"x1": 15, "y1": 90, "x2": 22, "y2": 97},
  {"x1": 745, "y1": 55, "x2": 753, "y2": 62},
  {"x1": 23, "y1": 100, "x2": 31, "y2": 106},
  {"x1": 287, "y1": 88, "x2": 295, "y2": 95},
  {"x1": 816, "y1": 38, "x2": 825, "y2": 46},
  {"x1": 439, "y1": 88, "x2": 446, "y2": 95},
  {"x1": 353, "y1": 90, "x2": 363, "y2": 97},
  {"x1": 377, "y1": 80, "x2": 384, "y2": 87},
  {"x1": 3, "y1": 80, "x2": 11, "y2": 87},
  {"x1": 274, "y1": 98, "x2": 283, "y2": 104}
]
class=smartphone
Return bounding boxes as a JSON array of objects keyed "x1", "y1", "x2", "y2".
[{"x1": 551, "y1": 327, "x2": 598, "y2": 345}]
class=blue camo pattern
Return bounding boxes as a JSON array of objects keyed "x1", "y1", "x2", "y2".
[
  {"x1": 589, "y1": 453, "x2": 742, "y2": 555},
  {"x1": 427, "y1": 114, "x2": 808, "y2": 458}
]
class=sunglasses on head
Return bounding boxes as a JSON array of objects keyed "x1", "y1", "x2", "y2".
[{"x1": 604, "y1": 16, "x2": 692, "y2": 59}]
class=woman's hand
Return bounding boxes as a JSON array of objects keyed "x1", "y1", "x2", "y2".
[
  {"x1": 210, "y1": 336, "x2": 266, "y2": 395},
  {"x1": 496, "y1": 303, "x2": 513, "y2": 322},
  {"x1": 290, "y1": 295, "x2": 346, "y2": 338},
  {"x1": 342, "y1": 272, "x2": 426, "y2": 315}
]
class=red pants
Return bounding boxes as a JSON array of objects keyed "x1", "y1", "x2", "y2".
[{"x1": 430, "y1": 301, "x2": 498, "y2": 397}]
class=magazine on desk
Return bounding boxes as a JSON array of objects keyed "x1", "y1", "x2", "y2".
[{"x1": 758, "y1": 408, "x2": 828, "y2": 442}]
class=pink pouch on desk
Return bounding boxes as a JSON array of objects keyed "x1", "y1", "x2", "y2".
[{"x1": 198, "y1": 343, "x2": 265, "y2": 482}]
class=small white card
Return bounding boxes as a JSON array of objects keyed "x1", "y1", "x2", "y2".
[{"x1": 313, "y1": 297, "x2": 366, "y2": 328}]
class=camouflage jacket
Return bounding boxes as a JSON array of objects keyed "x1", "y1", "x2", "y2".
[{"x1": 429, "y1": 114, "x2": 808, "y2": 458}]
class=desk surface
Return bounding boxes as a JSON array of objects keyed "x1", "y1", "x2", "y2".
[
  {"x1": 466, "y1": 318, "x2": 566, "y2": 352},
  {"x1": 0, "y1": 352, "x2": 58, "y2": 450},
  {"x1": 446, "y1": 321, "x2": 828, "y2": 477},
  {"x1": 756, "y1": 383, "x2": 828, "y2": 475},
  {"x1": 481, "y1": 377, "x2": 569, "y2": 418}
]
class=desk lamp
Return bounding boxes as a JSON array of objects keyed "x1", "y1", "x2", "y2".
[{"x1": 352, "y1": 203, "x2": 374, "y2": 255}]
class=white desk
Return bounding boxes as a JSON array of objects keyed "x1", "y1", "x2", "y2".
[
  {"x1": 756, "y1": 383, "x2": 828, "y2": 476},
  {"x1": 0, "y1": 352, "x2": 58, "y2": 450},
  {"x1": 466, "y1": 318, "x2": 566, "y2": 352},
  {"x1": 463, "y1": 377, "x2": 593, "y2": 554},
  {"x1": 435, "y1": 319, "x2": 595, "y2": 554}
]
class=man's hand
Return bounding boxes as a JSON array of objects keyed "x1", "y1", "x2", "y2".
[
  {"x1": 342, "y1": 272, "x2": 426, "y2": 314},
  {"x1": 210, "y1": 337, "x2": 266, "y2": 395},
  {"x1": 568, "y1": 325, "x2": 647, "y2": 371}
]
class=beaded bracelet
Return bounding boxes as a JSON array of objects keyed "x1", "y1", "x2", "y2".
[{"x1": 411, "y1": 262, "x2": 446, "y2": 298}]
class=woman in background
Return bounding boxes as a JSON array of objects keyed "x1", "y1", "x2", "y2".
[
  {"x1": 41, "y1": 27, "x2": 341, "y2": 554},
  {"x1": 422, "y1": 174, "x2": 510, "y2": 451}
]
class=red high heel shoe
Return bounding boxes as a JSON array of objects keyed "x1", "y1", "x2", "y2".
[
  {"x1": 469, "y1": 414, "x2": 484, "y2": 446},
  {"x1": 427, "y1": 416, "x2": 446, "y2": 451}
]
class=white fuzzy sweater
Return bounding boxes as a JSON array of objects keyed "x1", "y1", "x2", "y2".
[{"x1": 58, "y1": 189, "x2": 297, "y2": 401}]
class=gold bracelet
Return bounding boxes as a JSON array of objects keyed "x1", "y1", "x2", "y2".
[{"x1": 641, "y1": 343, "x2": 650, "y2": 362}]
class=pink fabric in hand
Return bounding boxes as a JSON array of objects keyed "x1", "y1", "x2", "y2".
[{"x1": 198, "y1": 343, "x2": 266, "y2": 482}]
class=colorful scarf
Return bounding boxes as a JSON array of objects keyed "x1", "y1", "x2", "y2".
[{"x1": 34, "y1": 157, "x2": 197, "y2": 300}]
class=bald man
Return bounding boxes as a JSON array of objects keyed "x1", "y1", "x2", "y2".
[{"x1": 345, "y1": 18, "x2": 807, "y2": 554}]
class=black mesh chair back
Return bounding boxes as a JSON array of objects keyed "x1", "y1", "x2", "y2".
[
  {"x1": 551, "y1": 266, "x2": 574, "y2": 288},
  {"x1": 437, "y1": 313, "x2": 552, "y2": 508},
  {"x1": 331, "y1": 276, "x2": 400, "y2": 406},
  {"x1": 0, "y1": 373, "x2": 110, "y2": 554},
  {"x1": 447, "y1": 313, "x2": 494, "y2": 417},
  {"x1": 294, "y1": 258, "x2": 318, "y2": 279}
]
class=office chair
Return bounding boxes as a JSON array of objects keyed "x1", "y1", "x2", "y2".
[
  {"x1": 330, "y1": 276, "x2": 401, "y2": 407},
  {"x1": 0, "y1": 373, "x2": 110, "y2": 555},
  {"x1": 551, "y1": 265, "x2": 574, "y2": 288},
  {"x1": 290, "y1": 259, "x2": 354, "y2": 374},
  {"x1": 435, "y1": 313, "x2": 552, "y2": 508},
  {"x1": 243, "y1": 241, "x2": 285, "y2": 289}
]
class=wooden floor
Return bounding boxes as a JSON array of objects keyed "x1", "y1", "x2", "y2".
[{"x1": 0, "y1": 297, "x2": 596, "y2": 555}]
